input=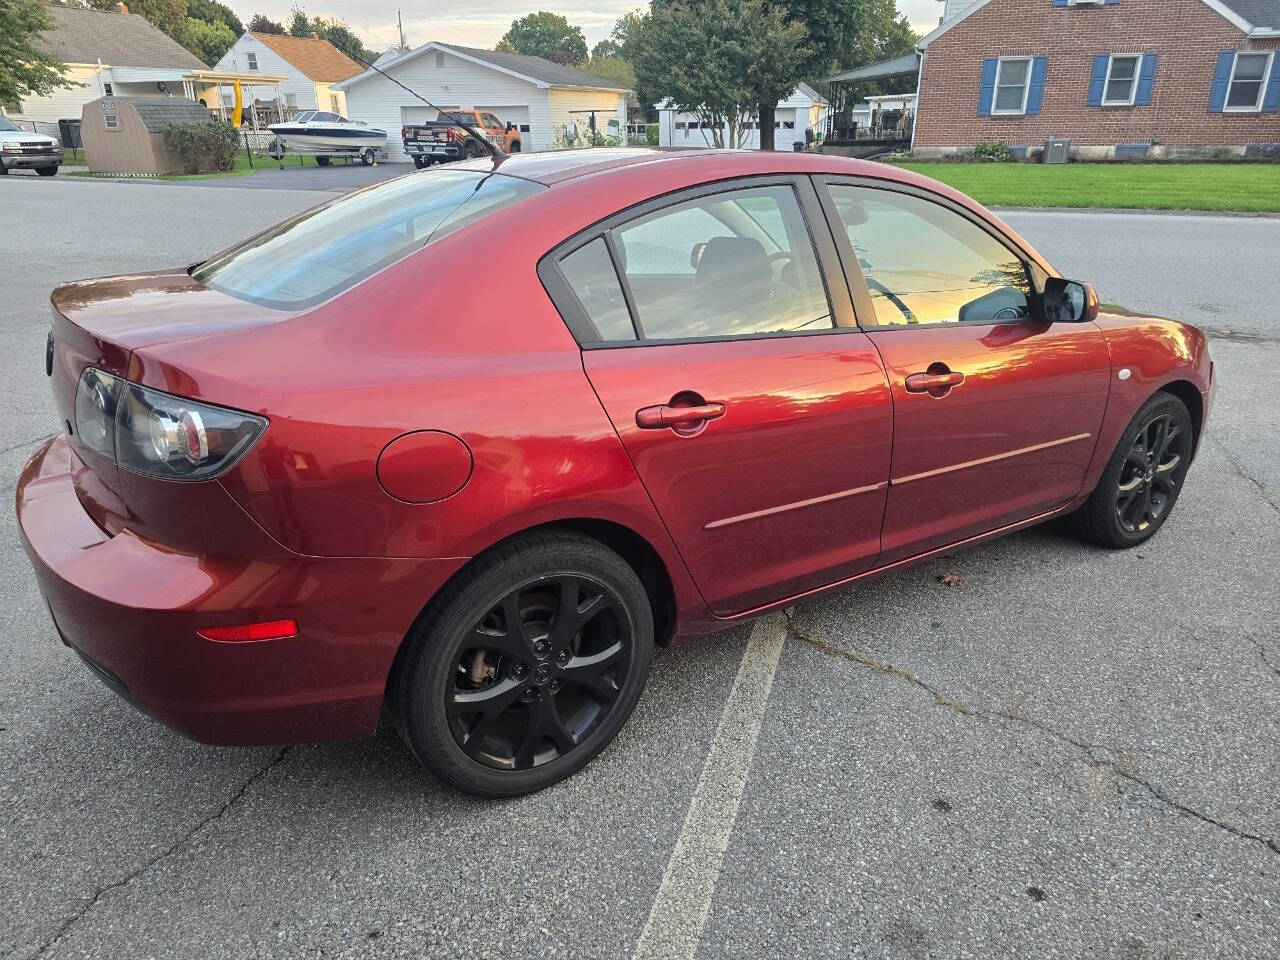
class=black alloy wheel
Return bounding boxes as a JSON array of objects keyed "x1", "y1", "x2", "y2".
[
  {"x1": 447, "y1": 575, "x2": 631, "y2": 770},
  {"x1": 1114, "y1": 412, "x2": 1187, "y2": 535},
  {"x1": 394, "y1": 532, "x2": 653, "y2": 796},
  {"x1": 1071, "y1": 392, "x2": 1194, "y2": 548}
]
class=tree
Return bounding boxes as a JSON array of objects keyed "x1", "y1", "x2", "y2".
[
  {"x1": 578, "y1": 55, "x2": 634, "y2": 91},
  {"x1": 185, "y1": 16, "x2": 236, "y2": 65},
  {"x1": 634, "y1": 0, "x2": 807, "y2": 148},
  {"x1": 284, "y1": 8, "x2": 374, "y2": 64},
  {"x1": 247, "y1": 13, "x2": 286, "y2": 34},
  {"x1": 590, "y1": 38, "x2": 621, "y2": 59},
  {"x1": 0, "y1": 0, "x2": 71, "y2": 110},
  {"x1": 188, "y1": 0, "x2": 243, "y2": 37},
  {"x1": 498, "y1": 12, "x2": 588, "y2": 65}
]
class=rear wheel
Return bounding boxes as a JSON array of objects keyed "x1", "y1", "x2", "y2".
[
  {"x1": 394, "y1": 532, "x2": 653, "y2": 796},
  {"x1": 412, "y1": 156, "x2": 428, "y2": 169},
  {"x1": 1070, "y1": 392, "x2": 1193, "y2": 548},
  {"x1": 463, "y1": 141, "x2": 479, "y2": 160},
  {"x1": 361, "y1": 148, "x2": 375, "y2": 166}
]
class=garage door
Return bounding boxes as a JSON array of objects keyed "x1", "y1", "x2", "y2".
[{"x1": 475, "y1": 105, "x2": 531, "y2": 137}]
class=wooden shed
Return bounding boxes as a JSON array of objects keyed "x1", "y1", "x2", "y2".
[{"x1": 81, "y1": 95, "x2": 215, "y2": 175}]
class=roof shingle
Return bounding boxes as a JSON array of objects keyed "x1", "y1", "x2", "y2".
[
  {"x1": 1214, "y1": 0, "x2": 1280, "y2": 28},
  {"x1": 109, "y1": 96, "x2": 215, "y2": 132},
  {"x1": 41, "y1": 5, "x2": 207, "y2": 70},
  {"x1": 435, "y1": 44, "x2": 630, "y2": 91},
  {"x1": 251, "y1": 32, "x2": 364, "y2": 83}
]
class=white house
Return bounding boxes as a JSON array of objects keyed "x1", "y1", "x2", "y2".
[
  {"x1": 214, "y1": 32, "x2": 363, "y2": 116},
  {"x1": 333, "y1": 42, "x2": 631, "y2": 161},
  {"x1": 657, "y1": 83, "x2": 829, "y2": 150},
  {"x1": 2, "y1": 4, "x2": 277, "y2": 138}
]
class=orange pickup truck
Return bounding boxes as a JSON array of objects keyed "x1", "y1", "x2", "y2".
[{"x1": 402, "y1": 110, "x2": 521, "y2": 167}]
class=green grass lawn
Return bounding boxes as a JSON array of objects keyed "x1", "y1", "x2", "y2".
[
  {"x1": 889, "y1": 162, "x2": 1280, "y2": 212},
  {"x1": 65, "y1": 150, "x2": 276, "y2": 181}
]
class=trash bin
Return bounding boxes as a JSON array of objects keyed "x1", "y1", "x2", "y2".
[{"x1": 58, "y1": 119, "x2": 83, "y2": 158}]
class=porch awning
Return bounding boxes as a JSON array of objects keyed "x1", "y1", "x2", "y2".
[{"x1": 825, "y1": 51, "x2": 921, "y2": 84}]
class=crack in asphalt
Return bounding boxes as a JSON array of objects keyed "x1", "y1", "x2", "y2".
[
  {"x1": 1206, "y1": 433, "x2": 1277, "y2": 515},
  {"x1": 784, "y1": 612, "x2": 1280, "y2": 858},
  {"x1": 25, "y1": 745, "x2": 292, "y2": 960},
  {"x1": 0, "y1": 434, "x2": 54, "y2": 458},
  {"x1": 1258, "y1": 640, "x2": 1280, "y2": 680}
]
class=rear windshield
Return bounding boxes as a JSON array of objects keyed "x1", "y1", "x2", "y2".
[{"x1": 193, "y1": 169, "x2": 544, "y2": 310}]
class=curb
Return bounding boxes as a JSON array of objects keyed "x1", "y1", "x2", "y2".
[{"x1": 990, "y1": 205, "x2": 1280, "y2": 219}]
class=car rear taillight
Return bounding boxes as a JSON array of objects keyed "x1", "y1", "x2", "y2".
[
  {"x1": 400, "y1": 126, "x2": 406, "y2": 139},
  {"x1": 73, "y1": 367, "x2": 266, "y2": 480}
]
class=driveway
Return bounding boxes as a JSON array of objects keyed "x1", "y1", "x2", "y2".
[{"x1": 1, "y1": 175, "x2": 1276, "y2": 960}]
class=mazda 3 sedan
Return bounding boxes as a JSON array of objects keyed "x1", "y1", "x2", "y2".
[{"x1": 18, "y1": 149, "x2": 1212, "y2": 795}]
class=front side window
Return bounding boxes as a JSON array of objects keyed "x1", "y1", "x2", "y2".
[
  {"x1": 1104, "y1": 55, "x2": 1140, "y2": 105},
  {"x1": 195, "y1": 170, "x2": 544, "y2": 309},
  {"x1": 611, "y1": 184, "x2": 832, "y2": 340},
  {"x1": 828, "y1": 185, "x2": 1031, "y2": 327},
  {"x1": 1227, "y1": 52, "x2": 1272, "y2": 110},
  {"x1": 994, "y1": 58, "x2": 1031, "y2": 114}
]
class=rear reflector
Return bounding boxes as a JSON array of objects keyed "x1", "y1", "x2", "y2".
[{"x1": 197, "y1": 619, "x2": 298, "y2": 643}]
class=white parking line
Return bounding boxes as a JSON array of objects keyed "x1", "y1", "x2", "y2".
[{"x1": 631, "y1": 613, "x2": 788, "y2": 960}]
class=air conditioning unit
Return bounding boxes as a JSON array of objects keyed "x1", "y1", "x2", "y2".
[{"x1": 1043, "y1": 138, "x2": 1070, "y2": 164}]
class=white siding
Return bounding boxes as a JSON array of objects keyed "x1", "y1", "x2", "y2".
[
  {"x1": 339, "y1": 47, "x2": 547, "y2": 160},
  {"x1": 215, "y1": 34, "x2": 318, "y2": 111},
  {"x1": 5, "y1": 64, "x2": 105, "y2": 126},
  {"x1": 546, "y1": 89, "x2": 627, "y2": 145},
  {"x1": 941, "y1": 0, "x2": 982, "y2": 22}
]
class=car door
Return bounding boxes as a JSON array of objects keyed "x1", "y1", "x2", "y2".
[
  {"x1": 817, "y1": 178, "x2": 1111, "y2": 563},
  {"x1": 540, "y1": 177, "x2": 893, "y2": 616}
]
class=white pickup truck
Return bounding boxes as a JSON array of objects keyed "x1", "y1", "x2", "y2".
[{"x1": 0, "y1": 116, "x2": 63, "y2": 176}]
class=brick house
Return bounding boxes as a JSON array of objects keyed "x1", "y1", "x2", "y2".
[{"x1": 911, "y1": 0, "x2": 1280, "y2": 158}]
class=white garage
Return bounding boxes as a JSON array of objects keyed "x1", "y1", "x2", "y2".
[{"x1": 335, "y1": 42, "x2": 630, "y2": 162}]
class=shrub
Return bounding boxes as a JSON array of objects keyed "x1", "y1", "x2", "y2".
[
  {"x1": 972, "y1": 140, "x2": 1016, "y2": 163},
  {"x1": 645, "y1": 122, "x2": 659, "y2": 146},
  {"x1": 162, "y1": 121, "x2": 240, "y2": 174}
]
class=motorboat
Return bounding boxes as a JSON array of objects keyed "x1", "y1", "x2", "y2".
[{"x1": 267, "y1": 110, "x2": 387, "y2": 165}]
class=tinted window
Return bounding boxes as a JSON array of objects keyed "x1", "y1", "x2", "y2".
[
  {"x1": 612, "y1": 185, "x2": 832, "y2": 340},
  {"x1": 195, "y1": 170, "x2": 544, "y2": 309},
  {"x1": 828, "y1": 185, "x2": 1031, "y2": 327},
  {"x1": 558, "y1": 239, "x2": 636, "y2": 342}
]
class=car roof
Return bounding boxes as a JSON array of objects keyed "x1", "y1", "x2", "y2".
[{"x1": 456, "y1": 146, "x2": 939, "y2": 191}]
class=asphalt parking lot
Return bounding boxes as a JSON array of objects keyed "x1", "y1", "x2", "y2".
[{"x1": 1, "y1": 169, "x2": 1277, "y2": 960}]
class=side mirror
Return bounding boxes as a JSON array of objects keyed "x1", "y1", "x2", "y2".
[
  {"x1": 1043, "y1": 277, "x2": 1099, "y2": 323},
  {"x1": 506, "y1": 122, "x2": 515, "y2": 132}
]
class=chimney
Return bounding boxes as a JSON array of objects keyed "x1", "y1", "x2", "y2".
[{"x1": 116, "y1": 2, "x2": 129, "y2": 13}]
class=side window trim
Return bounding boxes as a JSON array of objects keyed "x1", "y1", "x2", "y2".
[
  {"x1": 813, "y1": 174, "x2": 1049, "y2": 331},
  {"x1": 603, "y1": 230, "x2": 645, "y2": 339},
  {"x1": 537, "y1": 174, "x2": 858, "y2": 349}
]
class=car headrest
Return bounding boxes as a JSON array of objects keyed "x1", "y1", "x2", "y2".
[{"x1": 694, "y1": 236, "x2": 769, "y2": 287}]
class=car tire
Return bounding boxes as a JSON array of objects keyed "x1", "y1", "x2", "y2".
[
  {"x1": 1070, "y1": 391, "x2": 1194, "y2": 549},
  {"x1": 509, "y1": 140, "x2": 521, "y2": 153},
  {"x1": 412, "y1": 156, "x2": 427, "y2": 169},
  {"x1": 393, "y1": 531, "x2": 654, "y2": 797},
  {"x1": 315, "y1": 155, "x2": 330, "y2": 166},
  {"x1": 361, "y1": 148, "x2": 375, "y2": 166},
  {"x1": 0, "y1": 164, "x2": 8, "y2": 175},
  {"x1": 37, "y1": 166, "x2": 59, "y2": 177},
  {"x1": 463, "y1": 142, "x2": 478, "y2": 160}
]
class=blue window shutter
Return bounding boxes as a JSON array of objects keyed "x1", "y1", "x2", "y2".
[
  {"x1": 1088, "y1": 54, "x2": 1109, "y2": 106},
  {"x1": 1026, "y1": 56, "x2": 1049, "y2": 115},
  {"x1": 1105, "y1": 0, "x2": 1120, "y2": 4},
  {"x1": 1053, "y1": 0, "x2": 1067, "y2": 6},
  {"x1": 1135, "y1": 52, "x2": 1158, "y2": 105},
  {"x1": 1264, "y1": 55, "x2": 1280, "y2": 113},
  {"x1": 1209, "y1": 51, "x2": 1234, "y2": 112},
  {"x1": 978, "y1": 58, "x2": 997, "y2": 115}
]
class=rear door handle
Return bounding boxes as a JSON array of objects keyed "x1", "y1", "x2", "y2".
[
  {"x1": 636, "y1": 402, "x2": 726, "y2": 430},
  {"x1": 905, "y1": 368, "x2": 965, "y2": 397}
]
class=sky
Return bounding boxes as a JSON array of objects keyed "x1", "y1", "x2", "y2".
[{"x1": 238, "y1": 0, "x2": 942, "y2": 53}]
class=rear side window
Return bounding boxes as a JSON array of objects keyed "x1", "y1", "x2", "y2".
[
  {"x1": 558, "y1": 239, "x2": 636, "y2": 342},
  {"x1": 194, "y1": 170, "x2": 544, "y2": 309}
]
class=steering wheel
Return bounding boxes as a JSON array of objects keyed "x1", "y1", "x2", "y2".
[{"x1": 866, "y1": 277, "x2": 915, "y2": 323}]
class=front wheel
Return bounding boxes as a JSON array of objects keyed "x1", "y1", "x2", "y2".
[
  {"x1": 37, "y1": 165, "x2": 59, "y2": 177},
  {"x1": 1070, "y1": 392, "x2": 1194, "y2": 548},
  {"x1": 394, "y1": 532, "x2": 653, "y2": 796}
]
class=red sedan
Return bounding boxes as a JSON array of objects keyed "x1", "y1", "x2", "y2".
[{"x1": 17, "y1": 150, "x2": 1212, "y2": 795}]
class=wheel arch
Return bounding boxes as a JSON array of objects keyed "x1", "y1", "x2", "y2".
[
  {"x1": 383, "y1": 517, "x2": 679, "y2": 716},
  {"x1": 1157, "y1": 379, "x2": 1203, "y2": 455}
]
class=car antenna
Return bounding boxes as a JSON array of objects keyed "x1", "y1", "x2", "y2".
[{"x1": 347, "y1": 49, "x2": 501, "y2": 164}]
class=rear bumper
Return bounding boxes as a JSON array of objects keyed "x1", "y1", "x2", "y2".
[
  {"x1": 17, "y1": 435, "x2": 464, "y2": 745},
  {"x1": 405, "y1": 142, "x2": 458, "y2": 158}
]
